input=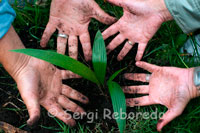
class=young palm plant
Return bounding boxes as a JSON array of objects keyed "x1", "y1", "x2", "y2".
[{"x1": 12, "y1": 31, "x2": 126, "y2": 133}]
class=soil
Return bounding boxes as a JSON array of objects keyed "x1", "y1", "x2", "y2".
[{"x1": 0, "y1": 27, "x2": 146, "y2": 132}]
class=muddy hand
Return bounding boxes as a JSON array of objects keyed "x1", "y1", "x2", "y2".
[
  {"x1": 0, "y1": 26, "x2": 88, "y2": 127},
  {"x1": 15, "y1": 57, "x2": 88, "y2": 126},
  {"x1": 123, "y1": 61, "x2": 200, "y2": 131},
  {"x1": 103, "y1": 0, "x2": 173, "y2": 61},
  {"x1": 40, "y1": 0, "x2": 116, "y2": 61}
]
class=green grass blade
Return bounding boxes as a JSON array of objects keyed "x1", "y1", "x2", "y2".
[
  {"x1": 107, "y1": 81, "x2": 126, "y2": 133},
  {"x1": 108, "y1": 67, "x2": 127, "y2": 82},
  {"x1": 11, "y1": 49, "x2": 99, "y2": 84},
  {"x1": 92, "y1": 30, "x2": 107, "y2": 85}
]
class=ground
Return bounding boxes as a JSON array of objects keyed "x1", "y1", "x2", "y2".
[{"x1": 0, "y1": 0, "x2": 200, "y2": 132}]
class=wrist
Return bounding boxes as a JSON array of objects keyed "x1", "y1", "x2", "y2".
[
  {"x1": 0, "y1": 26, "x2": 31, "y2": 80},
  {"x1": 151, "y1": 0, "x2": 173, "y2": 22}
]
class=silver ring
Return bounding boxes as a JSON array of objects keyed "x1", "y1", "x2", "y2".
[
  {"x1": 146, "y1": 74, "x2": 151, "y2": 82},
  {"x1": 127, "y1": 40, "x2": 133, "y2": 46},
  {"x1": 58, "y1": 33, "x2": 68, "y2": 39}
]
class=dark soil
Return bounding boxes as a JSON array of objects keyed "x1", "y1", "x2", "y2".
[{"x1": 0, "y1": 27, "x2": 147, "y2": 132}]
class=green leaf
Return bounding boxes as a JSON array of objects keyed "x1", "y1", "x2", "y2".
[
  {"x1": 108, "y1": 67, "x2": 127, "y2": 82},
  {"x1": 92, "y1": 30, "x2": 107, "y2": 85},
  {"x1": 107, "y1": 81, "x2": 126, "y2": 133},
  {"x1": 11, "y1": 49, "x2": 99, "y2": 84}
]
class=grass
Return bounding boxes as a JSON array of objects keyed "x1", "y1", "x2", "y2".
[{"x1": 0, "y1": 0, "x2": 200, "y2": 132}]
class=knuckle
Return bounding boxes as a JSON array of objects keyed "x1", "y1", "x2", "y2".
[{"x1": 124, "y1": 45, "x2": 131, "y2": 50}]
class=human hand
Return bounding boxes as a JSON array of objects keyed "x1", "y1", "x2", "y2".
[
  {"x1": 40, "y1": 0, "x2": 116, "y2": 61},
  {"x1": 103, "y1": 0, "x2": 173, "y2": 61},
  {"x1": 0, "y1": 26, "x2": 88, "y2": 126},
  {"x1": 123, "y1": 61, "x2": 199, "y2": 131},
  {"x1": 14, "y1": 57, "x2": 88, "y2": 126}
]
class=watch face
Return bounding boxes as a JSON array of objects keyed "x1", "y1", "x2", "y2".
[
  {"x1": 194, "y1": 68, "x2": 200, "y2": 87},
  {"x1": 197, "y1": 86, "x2": 200, "y2": 90},
  {"x1": 197, "y1": 71, "x2": 200, "y2": 79}
]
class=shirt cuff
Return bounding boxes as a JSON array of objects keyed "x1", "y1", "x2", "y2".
[
  {"x1": 0, "y1": 0, "x2": 16, "y2": 39},
  {"x1": 164, "y1": 0, "x2": 200, "y2": 34}
]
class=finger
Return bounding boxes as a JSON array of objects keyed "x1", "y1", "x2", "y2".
[
  {"x1": 58, "y1": 95, "x2": 85, "y2": 114},
  {"x1": 102, "y1": 23, "x2": 118, "y2": 40},
  {"x1": 62, "y1": 85, "x2": 89, "y2": 104},
  {"x1": 45, "y1": 103, "x2": 76, "y2": 126},
  {"x1": 123, "y1": 85, "x2": 149, "y2": 94},
  {"x1": 106, "y1": 34, "x2": 125, "y2": 53},
  {"x1": 68, "y1": 35, "x2": 78, "y2": 59},
  {"x1": 57, "y1": 32, "x2": 68, "y2": 55},
  {"x1": 17, "y1": 80, "x2": 40, "y2": 126},
  {"x1": 61, "y1": 70, "x2": 81, "y2": 79},
  {"x1": 126, "y1": 96, "x2": 156, "y2": 107},
  {"x1": 157, "y1": 109, "x2": 183, "y2": 132},
  {"x1": 135, "y1": 43, "x2": 147, "y2": 61},
  {"x1": 92, "y1": 3, "x2": 116, "y2": 25},
  {"x1": 117, "y1": 41, "x2": 134, "y2": 61},
  {"x1": 124, "y1": 73, "x2": 149, "y2": 82},
  {"x1": 40, "y1": 22, "x2": 56, "y2": 47},
  {"x1": 136, "y1": 61, "x2": 160, "y2": 73},
  {"x1": 79, "y1": 32, "x2": 92, "y2": 61}
]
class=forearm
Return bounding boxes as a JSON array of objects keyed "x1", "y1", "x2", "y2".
[{"x1": 0, "y1": 26, "x2": 30, "y2": 79}]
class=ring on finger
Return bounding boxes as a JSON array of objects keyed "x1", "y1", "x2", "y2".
[
  {"x1": 58, "y1": 33, "x2": 69, "y2": 39},
  {"x1": 146, "y1": 74, "x2": 151, "y2": 82},
  {"x1": 127, "y1": 40, "x2": 133, "y2": 46}
]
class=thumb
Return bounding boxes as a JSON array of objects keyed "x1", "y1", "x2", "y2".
[
  {"x1": 157, "y1": 109, "x2": 183, "y2": 132},
  {"x1": 40, "y1": 21, "x2": 56, "y2": 47},
  {"x1": 92, "y1": 2, "x2": 116, "y2": 25},
  {"x1": 17, "y1": 76, "x2": 41, "y2": 126}
]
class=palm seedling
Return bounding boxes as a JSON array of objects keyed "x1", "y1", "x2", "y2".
[{"x1": 12, "y1": 31, "x2": 127, "y2": 132}]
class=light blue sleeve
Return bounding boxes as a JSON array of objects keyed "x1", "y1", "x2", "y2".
[
  {"x1": 0, "y1": 0, "x2": 16, "y2": 39},
  {"x1": 164, "y1": 0, "x2": 200, "y2": 33}
]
